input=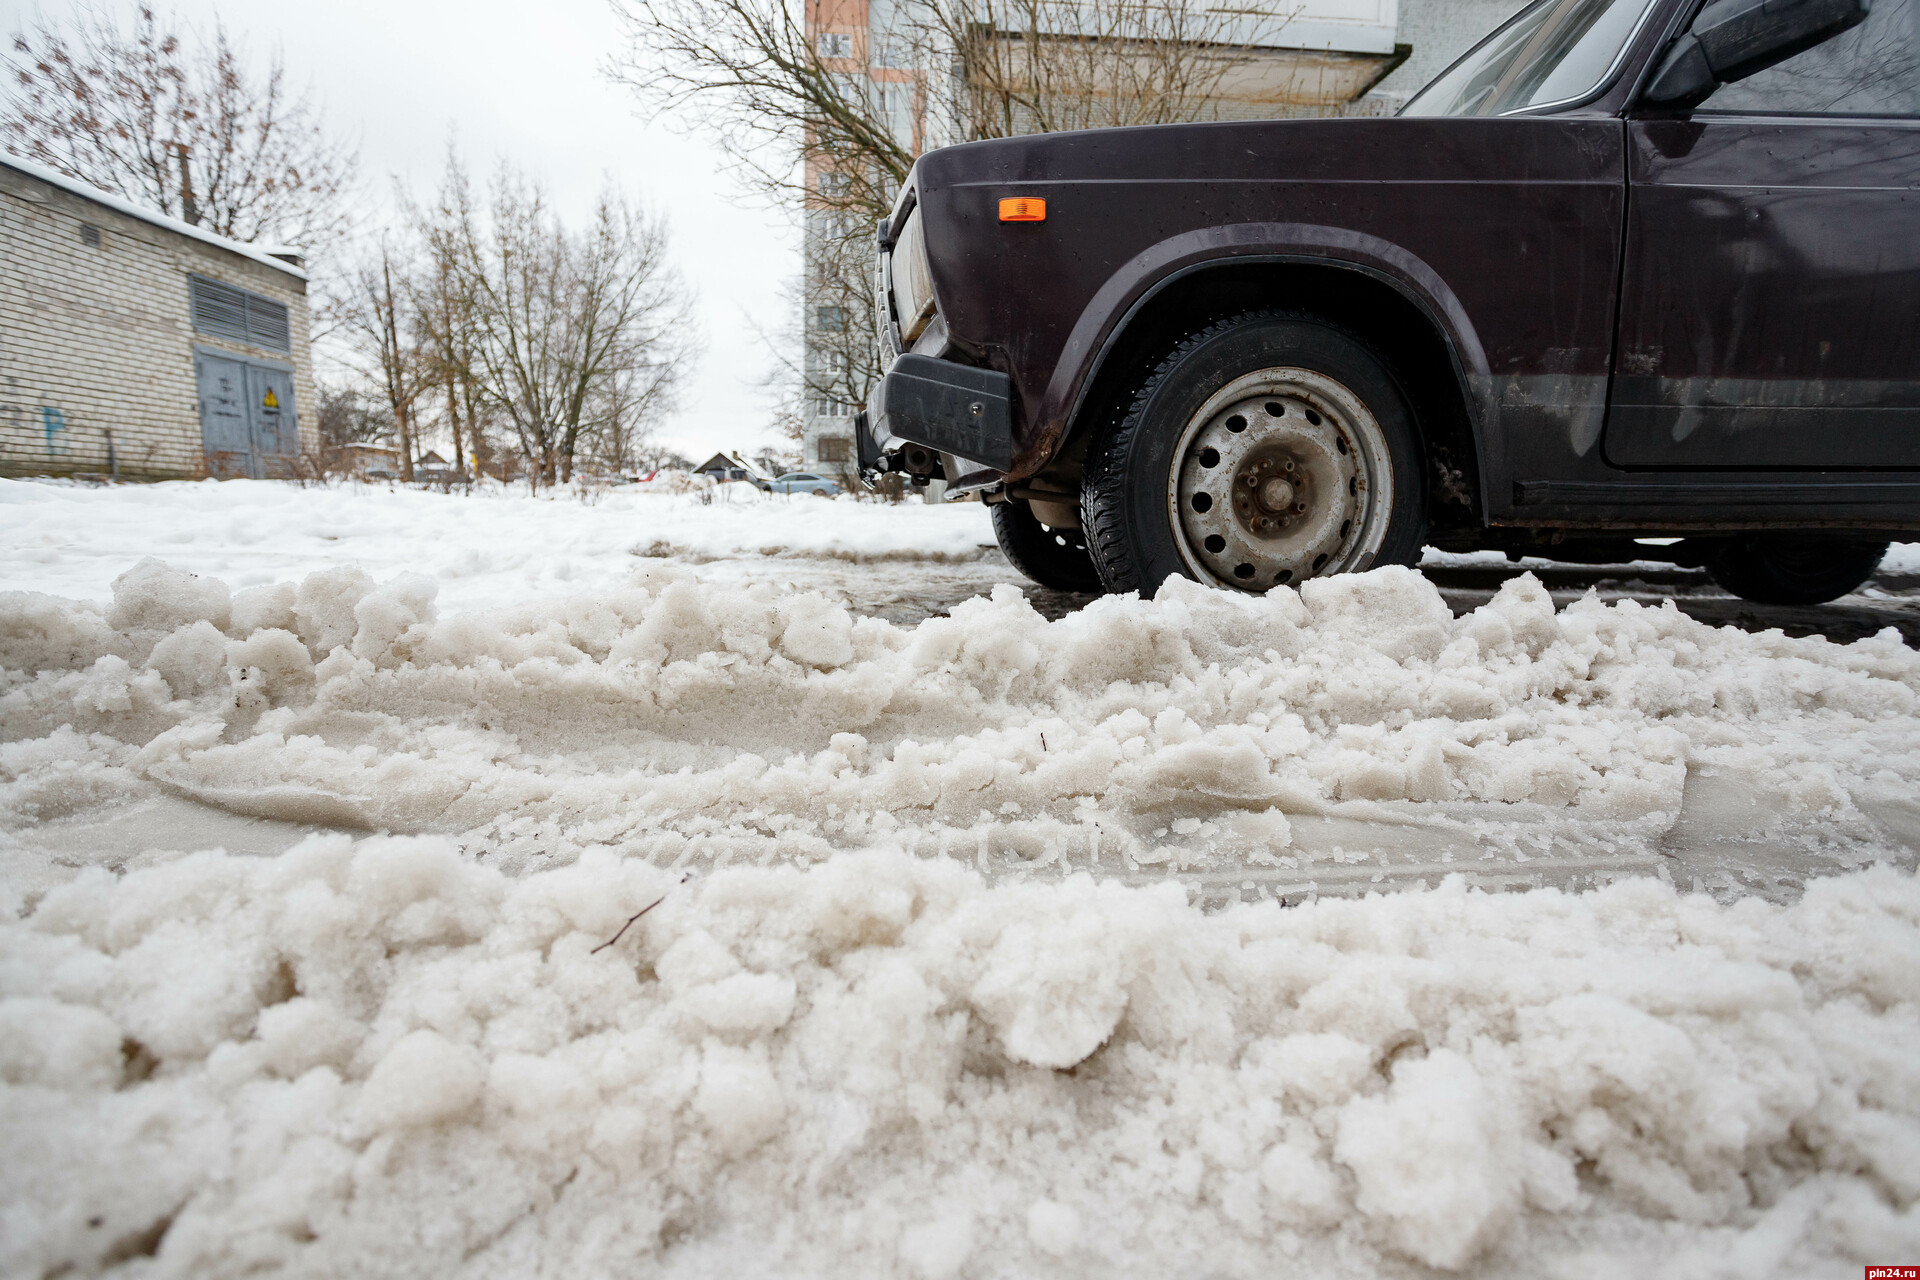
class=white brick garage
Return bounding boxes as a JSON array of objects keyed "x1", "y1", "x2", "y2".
[{"x1": 0, "y1": 156, "x2": 315, "y2": 481}]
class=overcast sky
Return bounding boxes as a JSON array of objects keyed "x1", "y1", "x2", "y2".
[{"x1": 0, "y1": 0, "x2": 800, "y2": 462}]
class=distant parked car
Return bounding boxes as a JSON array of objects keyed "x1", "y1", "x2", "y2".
[{"x1": 763, "y1": 472, "x2": 842, "y2": 497}]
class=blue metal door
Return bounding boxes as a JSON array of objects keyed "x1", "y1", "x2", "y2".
[
  {"x1": 196, "y1": 353, "x2": 253, "y2": 478},
  {"x1": 245, "y1": 364, "x2": 298, "y2": 475},
  {"x1": 197, "y1": 354, "x2": 298, "y2": 478}
]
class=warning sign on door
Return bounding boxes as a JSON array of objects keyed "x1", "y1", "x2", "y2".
[{"x1": 262, "y1": 389, "x2": 279, "y2": 409}]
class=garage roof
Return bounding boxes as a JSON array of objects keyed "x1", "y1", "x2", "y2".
[{"x1": 0, "y1": 153, "x2": 309, "y2": 281}]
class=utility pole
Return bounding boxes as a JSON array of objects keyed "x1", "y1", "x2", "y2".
[{"x1": 176, "y1": 145, "x2": 201, "y2": 226}]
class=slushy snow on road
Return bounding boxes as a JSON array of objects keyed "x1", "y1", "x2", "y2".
[{"x1": 3, "y1": 478, "x2": 1918, "y2": 1277}]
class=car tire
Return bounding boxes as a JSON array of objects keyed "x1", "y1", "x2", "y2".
[
  {"x1": 991, "y1": 500, "x2": 1105, "y2": 593},
  {"x1": 1708, "y1": 536, "x2": 1888, "y2": 606},
  {"x1": 1080, "y1": 310, "x2": 1427, "y2": 596}
]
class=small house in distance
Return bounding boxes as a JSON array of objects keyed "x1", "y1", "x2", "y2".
[
  {"x1": 692, "y1": 451, "x2": 771, "y2": 484},
  {"x1": 1, "y1": 155, "x2": 316, "y2": 481},
  {"x1": 341, "y1": 442, "x2": 404, "y2": 480},
  {"x1": 415, "y1": 451, "x2": 461, "y2": 483}
]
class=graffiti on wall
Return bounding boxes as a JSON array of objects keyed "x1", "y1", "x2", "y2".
[
  {"x1": 0, "y1": 367, "x2": 97, "y2": 468},
  {"x1": 2, "y1": 373, "x2": 83, "y2": 463},
  {"x1": 41, "y1": 406, "x2": 66, "y2": 454},
  {"x1": 2, "y1": 373, "x2": 72, "y2": 457}
]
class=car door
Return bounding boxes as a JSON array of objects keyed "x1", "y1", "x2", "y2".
[{"x1": 1605, "y1": 0, "x2": 1920, "y2": 468}]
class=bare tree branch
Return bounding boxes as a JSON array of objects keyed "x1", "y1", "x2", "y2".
[
  {"x1": 609, "y1": 0, "x2": 1290, "y2": 424},
  {"x1": 422, "y1": 154, "x2": 697, "y2": 487},
  {"x1": 339, "y1": 241, "x2": 432, "y2": 482},
  {"x1": 3, "y1": 4, "x2": 359, "y2": 252}
]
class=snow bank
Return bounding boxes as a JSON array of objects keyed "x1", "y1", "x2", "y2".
[
  {"x1": 0, "y1": 478, "x2": 995, "y2": 615},
  {"x1": 5, "y1": 557, "x2": 1918, "y2": 885},
  {"x1": 6, "y1": 551, "x2": 1920, "y2": 1274},
  {"x1": 3, "y1": 839, "x2": 1918, "y2": 1277}
]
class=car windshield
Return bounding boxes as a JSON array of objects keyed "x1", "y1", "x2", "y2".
[{"x1": 1401, "y1": 0, "x2": 1660, "y2": 116}]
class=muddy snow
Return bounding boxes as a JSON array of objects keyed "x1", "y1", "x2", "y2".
[{"x1": 4, "y1": 478, "x2": 1919, "y2": 1277}]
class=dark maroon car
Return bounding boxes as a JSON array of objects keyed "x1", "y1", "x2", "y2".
[{"x1": 860, "y1": 0, "x2": 1919, "y2": 604}]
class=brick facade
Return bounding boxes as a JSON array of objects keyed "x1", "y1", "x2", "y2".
[{"x1": 0, "y1": 158, "x2": 315, "y2": 481}]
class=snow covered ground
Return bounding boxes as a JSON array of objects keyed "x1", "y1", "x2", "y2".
[
  {"x1": 0, "y1": 477, "x2": 999, "y2": 617},
  {"x1": 4, "y1": 478, "x2": 1919, "y2": 1277}
]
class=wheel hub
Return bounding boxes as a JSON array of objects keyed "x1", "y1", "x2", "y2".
[
  {"x1": 1168, "y1": 368, "x2": 1394, "y2": 591},
  {"x1": 1257, "y1": 475, "x2": 1296, "y2": 512}
]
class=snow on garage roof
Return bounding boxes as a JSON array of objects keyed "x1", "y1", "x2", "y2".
[{"x1": 0, "y1": 152, "x2": 309, "y2": 281}]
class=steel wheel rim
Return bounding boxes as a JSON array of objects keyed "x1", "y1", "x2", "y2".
[{"x1": 1167, "y1": 367, "x2": 1394, "y2": 592}]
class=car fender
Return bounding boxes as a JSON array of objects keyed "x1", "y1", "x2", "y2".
[{"x1": 1035, "y1": 223, "x2": 1494, "y2": 505}]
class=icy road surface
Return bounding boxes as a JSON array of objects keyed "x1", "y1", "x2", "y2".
[{"x1": 3, "y1": 478, "x2": 1919, "y2": 1277}]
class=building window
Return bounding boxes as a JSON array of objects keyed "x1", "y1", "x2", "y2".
[
  {"x1": 818, "y1": 172, "x2": 851, "y2": 198},
  {"x1": 811, "y1": 212, "x2": 854, "y2": 241},
  {"x1": 818, "y1": 437, "x2": 851, "y2": 463},
  {"x1": 816, "y1": 305, "x2": 846, "y2": 331},
  {"x1": 818, "y1": 31, "x2": 853, "y2": 57},
  {"x1": 813, "y1": 399, "x2": 855, "y2": 418},
  {"x1": 189, "y1": 274, "x2": 291, "y2": 353},
  {"x1": 79, "y1": 222, "x2": 102, "y2": 248},
  {"x1": 880, "y1": 82, "x2": 916, "y2": 142},
  {"x1": 871, "y1": 39, "x2": 904, "y2": 68}
]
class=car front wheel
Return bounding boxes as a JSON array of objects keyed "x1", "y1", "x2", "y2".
[{"x1": 1080, "y1": 310, "x2": 1427, "y2": 596}]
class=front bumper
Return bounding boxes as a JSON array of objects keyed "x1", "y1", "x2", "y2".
[{"x1": 860, "y1": 353, "x2": 1014, "y2": 473}]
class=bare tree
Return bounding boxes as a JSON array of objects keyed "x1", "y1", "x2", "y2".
[
  {"x1": 763, "y1": 364, "x2": 808, "y2": 452},
  {"x1": 341, "y1": 242, "x2": 429, "y2": 481},
  {"x1": 610, "y1": 0, "x2": 1288, "y2": 428},
  {"x1": 314, "y1": 381, "x2": 393, "y2": 475},
  {"x1": 752, "y1": 444, "x2": 799, "y2": 475},
  {"x1": 427, "y1": 157, "x2": 695, "y2": 488},
  {"x1": 805, "y1": 230, "x2": 887, "y2": 424},
  {"x1": 632, "y1": 442, "x2": 696, "y2": 472},
  {"x1": 751, "y1": 259, "x2": 884, "y2": 457},
  {"x1": 609, "y1": 0, "x2": 914, "y2": 231},
  {"x1": 942, "y1": 0, "x2": 1297, "y2": 138},
  {"x1": 413, "y1": 247, "x2": 488, "y2": 476},
  {"x1": 577, "y1": 362, "x2": 682, "y2": 476},
  {"x1": 3, "y1": 5, "x2": 358, "y2": 250},
  {"x1": 612, "y1": 0, "x2": 1286, "y2": 223}
]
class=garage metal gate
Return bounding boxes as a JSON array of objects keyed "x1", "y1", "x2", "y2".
[{"x1": 195, "y1": 349, "x2": 297, "y2": 479}]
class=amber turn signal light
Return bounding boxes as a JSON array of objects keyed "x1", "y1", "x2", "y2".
[{"x1": 998, "y1": 197, "x2": 1046, "y2": 223}]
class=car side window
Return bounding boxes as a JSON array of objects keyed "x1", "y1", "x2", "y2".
[{"x1": 1699, "y1": 0, "x2": 1920, "y2": 115}]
